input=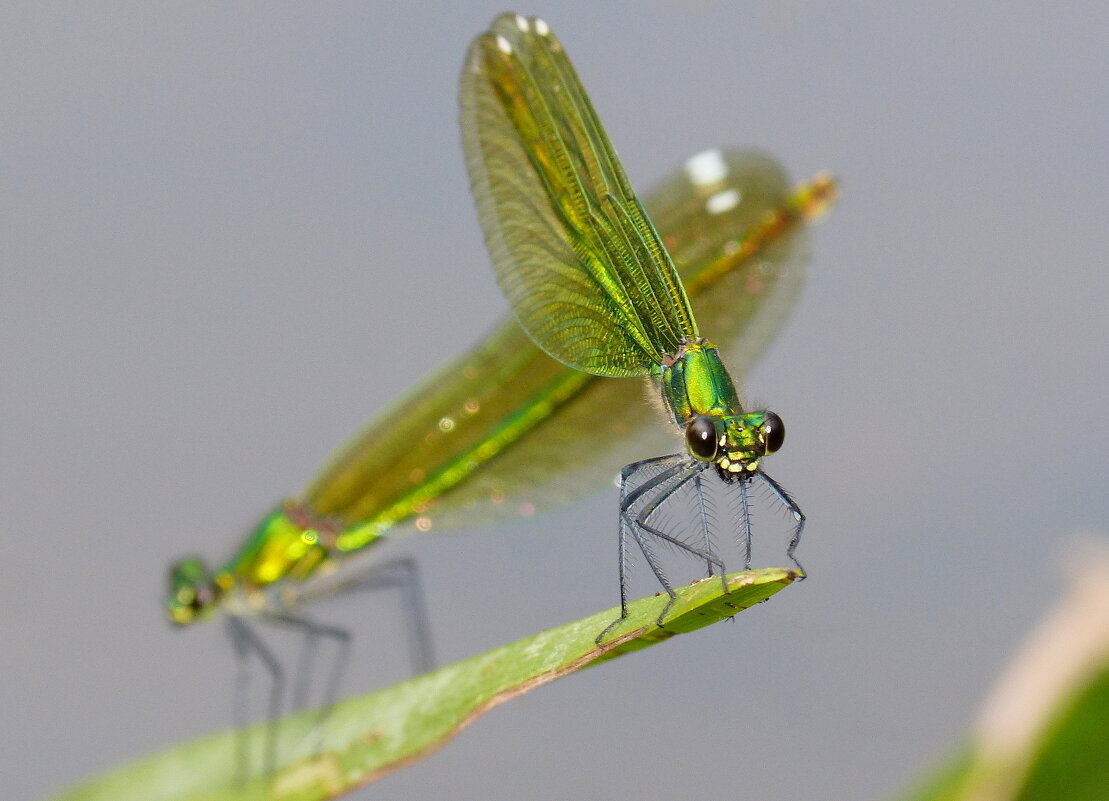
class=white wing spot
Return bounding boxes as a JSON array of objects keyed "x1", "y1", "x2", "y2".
[
  {"x1": 515, "y1": 14, "x2": 529, "y2": 31},
  {"x1": 685, "y1": 148, "x2": 727, "y2": 186},
  {"x1": 535, "y1": 17, "x2": 550, "y2": 35},
  {"x1": 706, "y1": 188, "x2": 741, "y2": 215},
  {"x1": 496, "y1": 34, "x2": 512, "y2": 54}
]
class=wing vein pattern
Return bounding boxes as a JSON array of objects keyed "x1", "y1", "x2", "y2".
[{"x1": 460, "y1": 13, "x2": 699, "y2": 377}]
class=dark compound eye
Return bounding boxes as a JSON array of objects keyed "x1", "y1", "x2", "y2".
[
  {"x1": 685, "y1": 416, "x2": 719, "y2": 461},
  {"x1": 761, "y1": 411, "x2": 785, "y2": 454}
]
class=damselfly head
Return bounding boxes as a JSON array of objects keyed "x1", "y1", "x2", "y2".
[
  {"x1": 688, "y1": 409, "x2": 785, "y2": 477},
  {"x1": 166, "y1": 556, "x2": 220, "y2": 626}
]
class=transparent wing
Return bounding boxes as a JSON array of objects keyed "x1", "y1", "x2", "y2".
[
  {"x1": 460, "y1": 13, "x2": 697, "y2": 377},
  {"x1": 304, "y1": 150, "x2": 826, "y2": 539},
  {"x1": 415, "y1": 151, "x2": 816, "y2": 531}
]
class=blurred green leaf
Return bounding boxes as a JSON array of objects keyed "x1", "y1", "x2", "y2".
[
  {"x1": 900, "y1": 666, "x2": 1109, "y2": 801},
  {"x1": 897, "y1": 748, "x2": 974, "y2": 801},
  {"x1": 1017, "y1": 665, "x2": 1109, "y2": 801},
  {"x1": 897, "y1": 547, "x2": 1109, "y2": 801}
]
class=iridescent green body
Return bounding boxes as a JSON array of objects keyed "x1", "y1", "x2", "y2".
[{"x1": 164, "y1": 11, "x2": 836, "y2": 626}]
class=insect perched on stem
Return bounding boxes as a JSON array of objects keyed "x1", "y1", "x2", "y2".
[{"x1": 461, "y1": 14, "x2": 817, "y2": 641}]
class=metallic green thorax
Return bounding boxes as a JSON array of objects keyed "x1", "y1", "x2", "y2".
[
  {"x1": 660, "y1": 339, "x2": 742, "y2": 425},
  {"x1": 220, "y1": 506, "x2": 331, "y2": 587},
  {"x1": 661, "y1": 338, "x2": 772, "y2": 475}
]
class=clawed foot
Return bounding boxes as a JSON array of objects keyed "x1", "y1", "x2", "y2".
[{"x1": 595, "y1": 614, "x2": 626, "y2": 645}]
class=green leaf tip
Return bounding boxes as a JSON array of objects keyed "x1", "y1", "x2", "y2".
[
  {"x1": 47, "y1": 567, "x2": 799, "y2": 801},
  {"x1": 591, "y1": 566, "x2": 801, "y2": 660}
]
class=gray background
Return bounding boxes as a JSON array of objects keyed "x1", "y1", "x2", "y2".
[{"x1": 3, "y1": 2, "x2": 1107, "y2": 800}]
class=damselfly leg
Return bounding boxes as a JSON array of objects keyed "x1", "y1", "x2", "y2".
[
  {"x1": 756, "y1": 471, "x2": 806, "y2": 576},
  {"x1": 226, "y1": 616, "x2": 283, "y2": 785},
  {"x1": 597, "y1": 455, "x2": 726, "y2": 643},
  {"x1": 597, "y1": 458, "x2": 806, "y2": 643},
  {"x1": 222, "y1": 555, "x2": 434, "y2": 785}
]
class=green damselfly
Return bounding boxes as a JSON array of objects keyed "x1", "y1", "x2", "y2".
[
  {"x1": 460, "y1": 13, "x2": 826, "y2": 641},
  {"x1": 165, "y1": 11, "x2": 834, "y2": 735}
]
